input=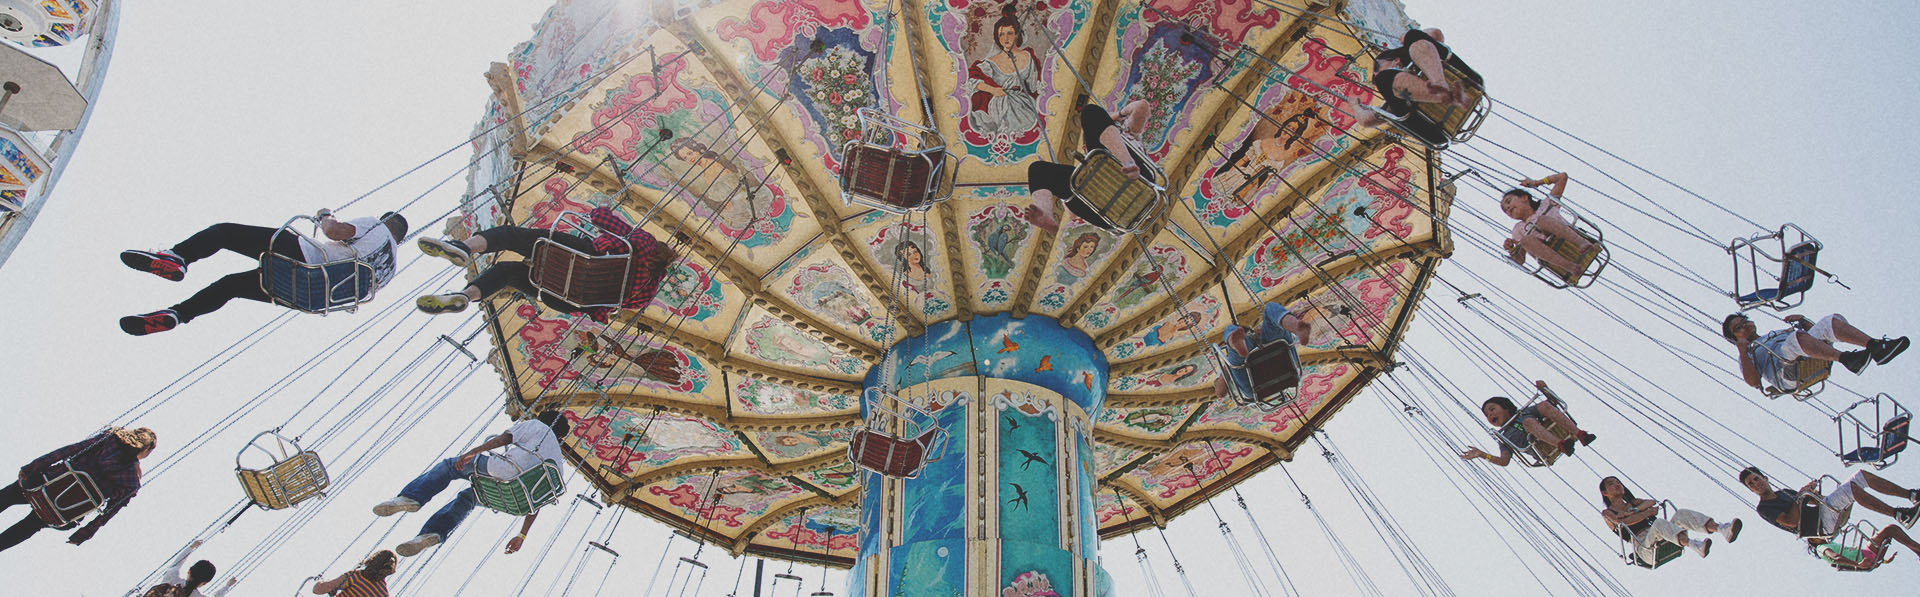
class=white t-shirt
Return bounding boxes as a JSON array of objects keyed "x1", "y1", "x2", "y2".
[
  {"x1": 156, "y1": 549, "x2": 231, "y2": 597},
  {"x1": 297, "y1": 217, "x2": 399, "y2": 288},
  {"x1": 484, "y1": 418, "x2": 565, "y2": 480},
  {"x1": 1508, "y1": 193, "x2": 1568, "y2": 243}
]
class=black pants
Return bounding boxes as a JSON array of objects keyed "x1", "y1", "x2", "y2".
[
  {"x1": 0, "y1": 482, "x2": 48, "y2": 553},
  {"x1": 465, "y1": 226, "x2": 597, "y2": 313},
  {"x1": 1026, "y1": 105, "x2": 1158, "y2": 231},
  {"x1": 166, "y1": 223, "x2": 305, "y2": 323}
]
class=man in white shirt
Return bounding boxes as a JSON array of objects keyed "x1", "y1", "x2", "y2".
[
  {"x1": 372, "y1": 411, "x2": 570, "y2": 557},
  {"x1": 117, "y1": 210, "x2": 405, "y2": 335}
]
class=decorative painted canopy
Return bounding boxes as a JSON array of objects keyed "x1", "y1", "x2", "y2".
[{"x1": 457, "y1": 0, "x2": 1449, "y2": 566}]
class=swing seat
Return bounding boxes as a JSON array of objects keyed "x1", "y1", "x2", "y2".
[
  {"x1": 234, "y1": 431, "x2": 329, "y2": 510},
  {"x1": 1497, "y1": 391, "x2": 1576, "y2": 467},
  {"x1": 1629, "y1": 540, "x2": 1685, "y2": 569},
  {"x1": 1528, "y1": 226, "x2": 1608, "y2": 290},
  {"x1": 527, "y1": 238, "x2": 633, "y2": 310},
  {"x1": 1209, "y1": 339, "x2": 1303, "y2": 409},
  {"x1": 1837, "y1": 395, "x2": 1910, "y2": 469},
  {"x1": 21, "y1": 461, "x2": 104, "y2": 531},
  {"x1": 838, "y1": 108, "x2": 955, "y2": 214},
  {"x1": 1069, "y1": 149, "x2": 1166, "y2": 234},
  {"x1": 1763, "y1": 358, "x2": 1831, "y2": 400},
  {"x1": 1736, "y1": 242, "x2": 1820, "y2": 306},
  {"x1": 1729, "y1": 224, "x2": 1825, "y2": 312},
  {"x1": 470, "y1": 458, "x2": 564, "y2": 516},
  {"x1": 848, "y1": 388, "x2": 949, "y2": 479},
  {"x1": 1374, "y1": 62, "x2": 1489, "y2": 149},
  {"x1": 261, "y1": 216, "x2": 379, "y2": 314}
]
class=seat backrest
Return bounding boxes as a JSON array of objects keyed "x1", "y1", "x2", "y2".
[
  {"x1": 263, "y1": 256, "x2": 377, "y2": 313},
  {"x1": 1069, "y1": 150, "x2": 1162, "y2": 232},
  {"x1": 471, "y1": 460, "x2": 564, "y2": 516},
  {"x1": 1244, "y1": 341, "x2": 1303, "y2": 406},
  {"x1": 24, "y1": 463, "x2": 103, "y2": 529},
  {"x1": 842, "y1": 144, "x2": 936, "y2": 210},
  {"x1": 236, "y1": 450, "x2": 330, "y2": 510},
  {"x1": 1779, "y1": 242, "x2": 1820, "y2": 292},
  {"x1": 528, "y1": 240, "x2": 632, "y2": 309}
]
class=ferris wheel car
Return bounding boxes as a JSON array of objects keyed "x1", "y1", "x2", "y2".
[
  {"x1": 234, "y1": 431, "x2": 329, "y2": 510},
  {"x1": 838, "y1": 108, "x2": 956, "y2": 214},
  {"x1": 1836, "y1": 394, "x2": 1911, "y2": 469},
  {"x1": 262, "y1": 215, "x2": 381, "y2": 315},
  {"x1": 1728, "y1": 223, "x2": 1828, "y2": 312},
  {"x1": 848, "y1": 388, "x2": 948, "y2": 479}
]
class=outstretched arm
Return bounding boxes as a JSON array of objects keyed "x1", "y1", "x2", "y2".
[
  {"x1": 1522, "y1": 172, "x2": 1569, "y2": 198},
  {"x1": 313, "y1": 572, "x2": 351, "y2": 594},
  {"x1": 505, "y1": 511, "x2": 540, "y2": 554},
  {"x1": 1459, "y1": 445, "x2": 1512, "y2": 467}
]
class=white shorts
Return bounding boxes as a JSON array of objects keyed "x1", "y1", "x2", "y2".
[
  {"x1": 1817, "y1": 470, "x2": 1869, "y2": 535},
  {"x1": 1776, "y1": 315, "x2": 1845, "y2": 361}
]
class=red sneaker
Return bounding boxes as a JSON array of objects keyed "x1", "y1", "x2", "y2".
[
  {"x1": 119, "y1": 310, "x2": 180, "y2": 336},
  {"x1": 120, "y1": 250, "x2": 187, "y2": 281}
]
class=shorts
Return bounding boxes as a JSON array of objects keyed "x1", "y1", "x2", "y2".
[
  {"x1": 1497, "y1": 406, "x2": 1546, "y2": 451},
  {"x1": 1816, "y1": 470, "x2": 1869, "y2": 535},
  {"x1": 1775, "y1": 315, "x2": 1846, "y2": 361}
]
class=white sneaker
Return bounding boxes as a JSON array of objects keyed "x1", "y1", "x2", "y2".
[
  {"x1": 396, "y1": 533, "x2": 442, "y2": 557},
  {"x1": 1722, "y1": 518, "x2": 1742, "y2": 543},
  {"x1": 373, "y1": 496, "x2": 422, "y2": 517},
  {"x1": 1690, "y1": 538, "x2": 1712, "y2": 558}
]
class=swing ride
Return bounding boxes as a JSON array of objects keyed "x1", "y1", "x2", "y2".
[
  {"x1": 0, "y1": 0, "x2": 116, "y2": 269},
  {"x1": 19, "y1": 0, "x2": 1920, "y2": 594}
]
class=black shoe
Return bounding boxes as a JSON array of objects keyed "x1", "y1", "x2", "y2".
[
  {"x1": 1897, "y1": 506, "x2": 1920, "y2": 529},
  {"x1": 1840, "y1": 350, "x2": 1872, "y2": 374},
  {"x1": 119, "y1": 310, "x2": 180, "y2": 336},
  {"x1": 1558, "y1": 438, "x2": 1578, "y2": 457},
  {"x1": 1578, "y1": 431, "x2": 1598, "y2": 446},
  {"x1": 1869, "y1": 337, "x2": 1910, "y2": 365}
]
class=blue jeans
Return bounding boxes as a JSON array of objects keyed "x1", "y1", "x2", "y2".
[
  {"x1": 1223, "y1": 303, "x2": 1297, "y2": 397},
  {"x1": 399, "y1": 455, "x2": 488, "y2": 538}
]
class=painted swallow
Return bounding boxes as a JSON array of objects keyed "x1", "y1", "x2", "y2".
[
  {"x1": 1017, "y1": 449, "x2": 1049, "y2": 470},
  {"x1": 1009, "y1": 483, "x2": 1030, "y2": 510}
]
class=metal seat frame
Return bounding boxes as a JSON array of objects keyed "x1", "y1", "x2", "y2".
[
  {"x1": 1611, "y1": 500, "x2": 1685, "y2": 569},
  {"x1": 21, "y1": 459, "x2": 104, "y2": 530},
  {"x1": 234, "y1": 431, "x2": 330, "y2": 510},
  {"x1": 1373, "y1": 59, "x2": 1489, "y2": 149},
  {"x1": 1208, "y1": 336, "x2": 1303, "y2": 410},
  {"x1": 1491, "y1": 388, "x2": 1577, "y2": 468},
  {"x1": 1728, "y1": 223, "x2": 1828, "y2": 312},
  {"x1": 1068, "y1": 137, "x2": 1167, "y2": 234},
  {"x1": 1813, "y1": 521, "x2": 1888, "y2": 572},
  {"x1": 469, "y1": 444, "x2": 565, "y2": 516},
  {"x1": 1836, "y1": 393, "x2": 1911, "y2": 469},
  {"x1": 1509, "y1": 202, "x2": 1609, "y2": 290},
  {"x1": 1753, "y1": 338, "x2": 1832, "y2": 401},
  {"x1": 261, "y1": 215, "x2": 379, "y2": 315},
  {"x1": 847, "y1": 388, "x2": 949, "y2": 479},
  {"x1": 837, "y1": 108, "x2": 956, "y2": 215},
  {"x1": 526, "y1": 210, "x2": 634, "y2": 311}
]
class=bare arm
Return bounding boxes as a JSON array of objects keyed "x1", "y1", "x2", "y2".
[
  {"x1": 455, "y1": 433, "x2": 514, "y2": 470},
  {"x1": 312, "y1": 572, "x2": 351, "y2": 594},
  {"x1": 1522, "y1": 172, "x2": 1569, "y2": 198},
  {"x1": 319, "y1": 214, "x2": 358, "y2": 242},
  {"x1": 1735, "y1": 337, "x2": 1763, "y2": 389},
  {"x1": 1459, "y1": 445, "x2": 1513, "y2": 467},
  {"x1": 505, "y1": 511, "x2": 540, "y2": 554}
]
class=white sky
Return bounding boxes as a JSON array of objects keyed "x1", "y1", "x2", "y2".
[{"x1": 0, "y1": 0, "x2": 1917, "y2": 595}]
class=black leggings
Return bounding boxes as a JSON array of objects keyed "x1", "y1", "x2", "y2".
[
  {"x1": 166, "y1": 223, "x2": 305, "y2": 323},
  {"x1": 465, "y1": 226, "x2": 597, "y2": 312},
  {"x1": 1026, "y1": 105, "x2": 1158, "y2": 231},
  {"x1": 0, "y1": 482, "x2": 48, "y2": 553}
]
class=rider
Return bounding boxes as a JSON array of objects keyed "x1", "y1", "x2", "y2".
[
  {"x1": 371, "y1": 411, "x2": 569, "y2": 557},
  {"x1": 414, "y1": 206, "x2": 673, "y2": 322},
  {"x1": 1458, "y1": 381, "x2": 1597, "y2": 466},
  {"x1": 1738, "y1": 467, "x2": 1920, "y2": 536},
  {"x1": 1814, "y1": 524, "x2": 1920, "y2": 570},
  {"x1": 1213, "y1": 301, "x2": 1312, "y2": 401},
  {"x1": 118, "y1": 211, "x2": 406, "y2": 335},
  {"x1": 0, "y1": 427, "x2": 156, "y2": 552},
  {"x1": 1721, "y1": 312, "x2": 1907, "y2": 390},
  {"x1": 1500, "y1": 172, "x2": 1597, "y2": 277},
  {"x1": 1598, "y1": 476, "x2": 1738, "y2": 561},
  {"x1": 1023, "y1": 99, "x2": 1157, "y2": 232},
  {"x1": 1351, "y1": 28, "x2": 1482, "y2": 146}
]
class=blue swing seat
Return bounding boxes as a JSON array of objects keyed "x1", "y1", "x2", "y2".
[
  {"x1": 1842, "y1": 415, "x2": 1911, "y2": 465},
  {"x1": 1735, "y1": 242, "x2": 1819, "y2": 306},
  {"x1": 263, "y1": 255, "x2": 376, "y2": 314}
]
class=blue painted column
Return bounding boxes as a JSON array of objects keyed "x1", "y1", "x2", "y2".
[{"x1": 849, "y1": 314, "x2": 1110, "y2": 597}]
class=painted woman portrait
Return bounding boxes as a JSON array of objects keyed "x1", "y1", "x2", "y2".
[
  {"x1": 894, "y1": 239, "x2": 933, "y2": 292},
  {"x1": 1053, "y1": 232, "x2": 1102, "y2": 284},
  {"x1": 967, "y1": 7, "x2": 1042, "y2": 137},
  {"x1": 570, "y1": 330, "x2": 684, "y2": 385},
  {"x1": 665, "y1": 137, "x2": 764, "y2": 232},
  {"x1": 1139, "y1": 362, "x2": 1199, "y2": 388}
]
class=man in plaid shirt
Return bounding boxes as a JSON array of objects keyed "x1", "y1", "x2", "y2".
[
  {"x1": 414, "y1": 206, "x2": 674, "y2": 323},
  {"x1": 0, "y1": 427, "x2": 156, "y2": 552}
]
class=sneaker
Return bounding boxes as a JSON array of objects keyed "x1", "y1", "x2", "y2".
[
  {"x1": 1840, "y1": 350, "x2": 1872, "y2": 375},
  {"x1": 120, "y1": 250, "x2": 186, "y2": 281},
  {"x1": 1578, "y1": 431, "x2": 1598, "y2": 446},
  {"x1": 373, "y1": 496, "x2": 422, "y2": 517},
  {"x1": 416, "y1": 293, "x2": 470, "y2": 315},
  {"x1": 1869, "y1": 337, "x2": 1910, "y2": 365},
  {"x1": 1691, "y1": 538, "x2": 1712, "y2": 558},
  {"x1": 417, "y1": 238, "x2": 473, "y2": 267},
  {"x1": 395, "y1": 533, "x2": 442, "y2": 557},
  {"x1": 1722, "y1": 518, "x2": 1742, "y2": 543},
  {"x1": 119, "y1": 310, "x2": 180, "y2": 336},
  {"x1": 1897, "y1": 506, "x2": 1920, "y2": 529}
]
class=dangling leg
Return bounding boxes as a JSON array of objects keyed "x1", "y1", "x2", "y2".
[
  {"x1": 122, "y1": 270, "x2": 269, "y2": 335},
  {"x1": 1814, "y1": 314, "x2": 1907, "y2": 366},
  {"x1": 1025, "y1": 161, "x2": 1077, "y2": 233},
  {"x1": 1518, "y1": 235, "x2": 1581, "y2": 275},
  {"x1": 0, "y1": 514, "x2": 47, "y2": 553}
]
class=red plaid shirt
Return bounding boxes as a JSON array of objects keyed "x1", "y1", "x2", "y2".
[
  {"x1": 586, "y1": 207, "x2": 674, "y2": 321},
  {"x1": 24, "y1": 433, "x2": 141, "y2": 536}
]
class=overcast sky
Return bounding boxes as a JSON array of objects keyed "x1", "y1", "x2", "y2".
[{"x1": 0, "y1": 1, "x2": 1916, "y2": 595}]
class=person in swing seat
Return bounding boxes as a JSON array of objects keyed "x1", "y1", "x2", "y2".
[
  {"x1": 1499, "y1": 172, "x2": 1598, "y2": 279},
  {"x1": 1023, "y1": 99, "x2": 1158, "y2": 232},
  {"x1": 1458, "y1": 382, "x2": 1597, "y2": 466},
  {"x1": 117, "y1": 211, "x2": 407, "y2": 336},
  {"x1": 1739, "y1": 467, "x2": 1920, "y2": 536},
  {"x1": 1814, "y1": 524, "x2": 1919, "y2": 570},
  {"x1": 0, "y1": 427, "x2": 156, "y2": 553},
  {"x1": 414, "y1": 206, "x2": 675, "y2": 323},
  {"x1": 311, "y1": 549, "x2": 397, "y2": 596},
  {"x1": 1721, "y1": 312, "x2": 1907, "y2": 390},
  {"x1": 1598, "y1": 476, "x2": 1739, "y2": 561},
  {"x1": 1212, "y1": 301, "x2": 1314, "y2": 401},
  {"x1": 372, "y1": 410, "x2": 570, "y2": 557},
  {"x1": 1351, "y1": 28, "x2": 1481, "y2": 145}
]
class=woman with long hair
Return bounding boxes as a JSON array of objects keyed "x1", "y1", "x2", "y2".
[
  {"x1": 144, "y1": 539, "x2": 233, "y2": 596},
  {"x1": 0, "y1": 427, "x2": 156, "y2": 552},
  {"x1": 312, "y1": 550, "x2": 398, "y2": 596},
  {"x1": 1598, "y1": 476, "x2": 1739, "y2": 562}
]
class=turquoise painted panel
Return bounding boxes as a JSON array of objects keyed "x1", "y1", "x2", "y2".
[
  {"x1": 1076, "y1": 430, "x2": 1098, "y2": 555},
  {"x1": 864, "y1": 314, "x2": 1108, "y2": 411},
  {"x1": 998, "y1": 411, "x2": 1059, "y2": 548},
  {"x1": 900, "y1": 402, "x2": 968, "y2": 544},
  {"x1": 889, "y1": 537, "x2": 966, "y2": 597},
  {"x1": 1000, "y1": 539, "x2": 1075, "y2": 597}
]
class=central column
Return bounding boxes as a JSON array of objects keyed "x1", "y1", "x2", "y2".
[{"x1": 849, "y1": 313, "x2": 1112, "y2": 597}]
